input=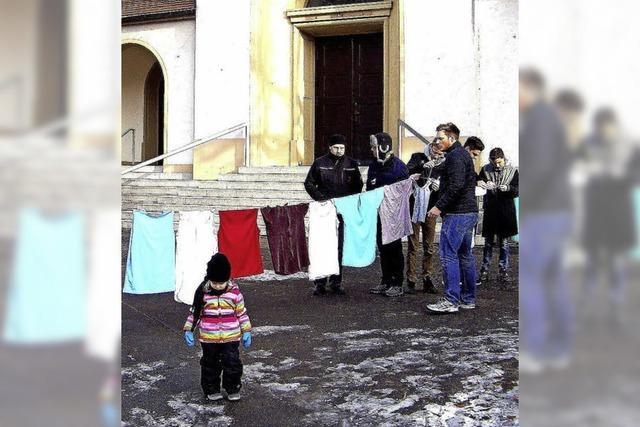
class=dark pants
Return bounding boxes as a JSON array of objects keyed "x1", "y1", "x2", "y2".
[
  {"x1": 376, "y1": 218, "x2": 404, "y2": 287},
  {"x1": 314, "y1": 215, "x2": 344, "y2": 288},
  {"x1": 200, "y1": 341, "x2": 243, "y2": 395},
  {"x1": 481, "y1": 234, "x2": 510, "y2": 272}
]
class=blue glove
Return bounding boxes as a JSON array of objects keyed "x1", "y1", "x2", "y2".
[
  {"x1": 242, "y1": 332, "x2": 252, "y2": 349},
  {"x1": 184, "y1": 331, "x2": 195, "y2": 347}
]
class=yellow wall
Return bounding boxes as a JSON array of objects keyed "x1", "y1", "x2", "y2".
[
  {"x1": 194, "y1": 139, "x2": 244, "y2": 179},
  {"x1": 249, "y1": 0, "x2": 298, "y2": 167}
]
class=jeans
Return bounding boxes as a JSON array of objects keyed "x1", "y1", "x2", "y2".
[
  {"x1": 481, "y1": 235, "x2": 510, "y2": 272},
  {"x1": 520, "y1": 213, "x2": 572, "y2": 358},
  {"x1": 439, "y1": 213, "x2": 478, "y2": 305},
  {"x1": 200, "y1": 341, "x2": 243, "y2": 395},
  {"x1": 406, "y1": 215, "x2": 437, "y2": 282}
]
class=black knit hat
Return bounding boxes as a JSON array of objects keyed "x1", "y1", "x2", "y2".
[
  {"x1": 206, "y1": 253, "x2": 231, "y2": 282},
  {"x1": 328, "y1": 134, "x2": 346, "y2": 147},
  {"x1": 370, "y1": 132, "x2": 392, "y2": 151}
]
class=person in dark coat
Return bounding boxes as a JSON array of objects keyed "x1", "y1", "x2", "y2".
[
  {"x1": 304, "y1": 134, "x2": 363, "y2": 296},
  {"x1": 405, "y1": 140, "x2": 444, "y2": 294},
  {"x1": 366, "y1": 132, "x2": 410, "y2": 297},
  {"x1": 478, "y1": 147, "x2": 519, "y2": 284}
]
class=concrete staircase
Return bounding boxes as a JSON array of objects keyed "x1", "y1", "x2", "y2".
[{"x1": 121, "y1": 166, "x2": 314, "y2": 233}]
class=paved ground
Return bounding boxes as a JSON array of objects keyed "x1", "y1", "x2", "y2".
[{"x1": 122, "y1": 232, "x2": 519, "y2": 426}]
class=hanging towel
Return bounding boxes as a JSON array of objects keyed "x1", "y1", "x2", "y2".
[
  {"x1": 260, "y1": 203, "x2": 310, "y2": 275},
  {"x1": 124, "y1": 211, "x2": 175, "y2": 294},
  {"x1": 380, "y1": 179, "x2": 414, "y2": 244},
  {"x1": 308, "y1": 201, "x2": 340, "y2": 280},
  {"x1": 334, "y1": 188, "x2": 385, "y2": 267},
  {"x1": 86, "y1": 209, "x2": 121, "y2": 361},
  {"x1": 411, "y1": 181, "x2": 431, "y2": 224},
  {"x1": 175, "y1": 211, "x2": 218, "y2": 305},
  {"x1": 218, "y1": 209, "x2": 264, "y2": 278},
  {"x1": 4, "y1": 208, "x2": 85, "y2": 344}
]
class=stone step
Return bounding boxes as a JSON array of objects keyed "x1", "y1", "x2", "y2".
[
  {"x1": 121, "y1": 186, "x2": 310, "y2": 199},
  {"x1": 237, "y1": 166, "x2": 310, "y2": 175},
  {"x1": 122, "y1": 179, "x2": 306, "y2": 191},
  {"x1": 120, "y1": 165, "x2": 163, "y2": 173},
  {"x1": 217, "y1": 173, "x2": 305, "y2": 183},
  {"x1": 123, "y1": 194, "x2": 310, "y2": 205},
  {"x1": 122, "y1": 172, "x2": 193, "y2": 180}
]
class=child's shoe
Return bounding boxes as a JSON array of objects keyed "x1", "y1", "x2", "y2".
[
  {"x1": 226, "y1": 392, "x2": 241, "y2": 401},
  {"x1": 207, "y1": 392, "x2": 223, "y2": 401},
  {"x1": 312, "y1": 283, "x2": 326, "y2": 296}
]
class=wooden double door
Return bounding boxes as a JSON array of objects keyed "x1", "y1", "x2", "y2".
[{"x1": 314, "y1": 33, "x2": 383, "y2": 165}]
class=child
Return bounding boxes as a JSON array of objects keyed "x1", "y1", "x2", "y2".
[
  {"x1": 478, "y1": 148, "x2": 519, "y2": 284},
  {"x1": 183, "y1": 253, "x2": 252, "y2": 401}
]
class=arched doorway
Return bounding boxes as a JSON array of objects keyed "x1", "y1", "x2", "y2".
[{"x1": 121, "y1": 42, "x2": 167, "y2": 165}]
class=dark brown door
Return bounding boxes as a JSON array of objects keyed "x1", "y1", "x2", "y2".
[{"x1": 315, "y1": 33, "x2": 383, "y2": 165}]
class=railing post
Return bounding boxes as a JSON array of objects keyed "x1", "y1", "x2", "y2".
[{"x1": 397, "y1": 119, "x2": 402, "y2": 159}]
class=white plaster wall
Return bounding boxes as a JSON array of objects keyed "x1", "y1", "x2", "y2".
[
  {"x1": 404, "y1": 0, "x2": 518, "y2": 165},
  {"x1": 0, "y1": 0, "x2": 38, "y2": 130},
  {"x1": 194, "y1": 0, "x2": 250, "y2": 140},
  {"x1": 121, "y1": 45, "x2": 157, "y2": 163},
  {"x1": 520, "y1": 0, "x2": 640, "y2": 137},
  {"x1": 476, "y1": 0, "x2": 518, "y2": 164},
  {"x1": 122, "y1": 20, "x2": 195, "y2": 165},
  {"x1": 404, "y1": 0, "x2": 478, "y2": 140},
  {"x1": 70, "y1": 0, "x2": 120, "y2": 136}
]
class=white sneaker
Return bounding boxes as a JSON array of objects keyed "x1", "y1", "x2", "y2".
[
  {"x1": 226, "y1": 392, "x2": 241, "y2": 401},
  {"x1": 459, "y1": 302, "x2": 476, "y2": 310},
  {"x1": 207, "y1": 393, "x2": 223, "y2": 401},
  {"x1": 427, "y1": 299, "x2": 459, "y2": 313}
]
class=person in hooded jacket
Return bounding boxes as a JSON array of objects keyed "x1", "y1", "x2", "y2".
[
  {"x1": 304, "y1": 134, "x2": 363, "y2": 295},
  {"x1": 367, "y1": 132, "x2": 410, "y2": 297}
]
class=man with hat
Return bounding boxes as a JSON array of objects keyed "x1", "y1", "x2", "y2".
[{"x1": 304, "y1": 134, "x2": 363, "y2": 295}]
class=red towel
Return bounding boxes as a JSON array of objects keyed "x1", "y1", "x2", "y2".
[{"x1": 217, "y1": 209, "x2": 264, "y2": 278}]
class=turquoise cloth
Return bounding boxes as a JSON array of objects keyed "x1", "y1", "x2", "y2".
[
  {"x1": 512, "y1": 197, "x2": 520, "y2": 242},
  {"x1": 631, "y1": 188, "x2": 640, "y2": 259},
  {"x1": 124, "y1": 211, "x2": 176, "y2": 294},
  {"x1": 334, "y1": 188, "x2": 385, "y2": 267},
  {"x1": 3, "y1": 209, "x2": 85, "y2": 344}
]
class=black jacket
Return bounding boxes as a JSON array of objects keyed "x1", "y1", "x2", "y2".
[
  {"x1": 407, "y1": 152, "x2": 444, "y2": 211},
  {"x1": 304, "y1": 154, "x2": 363, "y2": 201},
  {"x1": 479, "y1": 165, "x2": 519, "y2": 238},
  {"x1": 365, "y1": 155, "x2": 409, "y2": 191},
  {"x1": 434, "y1": 141, "x2": 478, "y2": 214},
  {"x1": 519, "y1": 101, "x2": 571, "y2": 214}
]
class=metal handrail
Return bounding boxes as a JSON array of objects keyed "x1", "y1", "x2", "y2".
[
  {"x1": 121, "y1": 122, "x2": 248, "y2": 175},
  {"x1": 397, "y1": 119, "x2": 431, "y2": 157},
  {"x1": 121, "y1": 128, "x2": 136, "y2": 165}
]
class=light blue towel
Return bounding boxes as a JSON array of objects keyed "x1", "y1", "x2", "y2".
[
  {"x1": 3, "y1": 208, "x2": 85, "y2": 344},
  {"x1": 124, "y1": 211, "x2": 176, "y2": 294},
  {"x1": 334, "y1": 188, "x2": 385, "y2": 267}
]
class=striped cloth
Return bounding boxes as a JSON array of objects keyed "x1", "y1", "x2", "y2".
[{"x1": 183, "y1": 282, "x2": 252, "y2": 343}]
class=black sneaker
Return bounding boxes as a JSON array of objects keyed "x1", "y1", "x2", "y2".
[
  {"x1": 329, "y1": 283, "x2": 346, "y2": 295},
  {"x1": 405, "y1": 281, "x2": 417, "y2": 294},
  {"x1": 478, "y1": 270, "x2": 489, "y2": 285},
  {"x1": 422, "y1": 277, "x2": 438, "y2": 294},
  {"x1": 313, "y1": 284, "x2": 327, "y2": 296},
  {"x1": 498, "y1": 270, "x2": 510, "y2": 283}
]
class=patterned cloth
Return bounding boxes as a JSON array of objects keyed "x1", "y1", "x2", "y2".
[
  {"x1": 411, "y1": 181, "x2": 431, "y2": 224},
  {"x1": 183, "y1": 282, "x2": 252, "y2": 343},
  {"x1": 379, "y1": 179, "x2": 414, "y2": 244}
]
